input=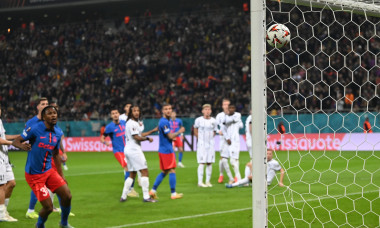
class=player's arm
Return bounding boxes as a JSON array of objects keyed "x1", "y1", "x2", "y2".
[
  {"x1": 279, "y1": 168, "x2": 285, "y2": 187},
  {"x1": 53, "y1": 147, "x2": 65, "y2": 179},
  {"x1": 5, "y1": 134, "x2": 19, "y2": 140},
  {"x1": 100, "y1": 134, "x2": 110, "y2": 146},
  {"x1": 60, "y1": 135, "x2": 67, "y2": 162},
  {"x1": 167, "y1": 126, "x2": 185, "y2": 140},
  {"x1": 11, "y1": 135, "x2": 31, "y2": 151},
  {"x1": 0, "y1": 137, "x2": 13, "y2": 145},
  {"x1": 141, "y1": 126, "x2": 158, "y2": 137},
  {"x1": 194, "y1": 127, "x2": 198, "y2": 138},
  {"x1": 221, "y1": 125, "x2": 231, "y2": 145},
  {"x1": 133, "y1": 134, "x2": 153, "y2": 143}
]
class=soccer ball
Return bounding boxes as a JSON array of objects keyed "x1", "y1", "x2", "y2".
[{"x1": 266, "y1": 24, "x2": 291, "y2": 48}]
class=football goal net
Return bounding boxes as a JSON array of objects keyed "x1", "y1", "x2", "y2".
[{"x1": 251, "y1": 0, "x2": 380, "y2": 227}]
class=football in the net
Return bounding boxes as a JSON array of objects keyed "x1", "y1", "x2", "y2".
[{"x1": 266, "y1": 24, "x2": 291, "y2": 48}]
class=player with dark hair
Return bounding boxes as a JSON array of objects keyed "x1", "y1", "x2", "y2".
[
  {"x1": 149, "y1": 104, "x2": 185, "y2": 200},
  {"x1": 100, "y1": 108, "x2": 139, "y2": 198},
  {"x1": 12, "y1": 105, "x2": 74, "y2": 228},
  {"x1": 0, "y1": 103, "x2": 18, "y2": 222},
  {"x1": 363, "y1": 117, "x2": 373, "y2": 133},
  {"x1": 119, "y1": 102, "x2": 132, "y2": 122},
  {"x1": 120, "y1": 104, "x2": 158, "y2": 202}
]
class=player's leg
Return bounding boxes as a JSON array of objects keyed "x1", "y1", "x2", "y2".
[
  {"x1": 26, "y1": 190, "x2": 39, "y2": 219},
  {"x1": 221, "y1": 157, "x2": 234, "y2": 184},
  {"x1": 230, "y1": 145, "x2": 241, "y2": 182},
  {"x1": 226, "y1": 165, "x2": 251, "y2": 188},
  {"x1": 139, "y1": 169, "x2": 155, "y2": 202},
  {"x1": 0, "y1": 183, "x2": 6, "y2": 221},
  {"x1": 121, "y1": 171, "x2": 136, "y2": 201},
  {"x1": 4, "y1": 161, "x2": 17, "y2": 221},
  {"x1": 197, "y1": 149, "x2": 206, "y2": 187},
  {"x1": 168, "y1": 168, "x2": 183, "y2": 199},
  {"x1": 150, "y1": 153, "x2": 168, "y2": 199},
  {"x1": 205, "y1": 163, "x2": 213, "y2": 187},
  {"x1": 37, "y1": 196, "x2": 54, "y2": 228},
  {"x1": 218, "y1": 140, "x2": 225, "y2": 183},
  {"x1": 177, "y1": 137, "x2": 185, "y2": 167},
  {"x1": 116, "y1": 152, "x2": 138, "y2": 197}
]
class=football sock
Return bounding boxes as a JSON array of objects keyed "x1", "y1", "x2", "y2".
[
  {"x1": 37, "y1": 216, "x2": 47, "y2": 228},
  {"x1": 29, "y1": 190, "x2": 38, "y2": 210},
  {"x1": 231, "y1": 159, "x2": 241, "y2": 180},
  {"x1": 124, "y1": 171, "x2": 130, "y2": 181},
  {"x1": 4, "y1": 198, "x2": 9, "y2": 207},
  {"x1": 179, "y1": 152, "x2": 183, "y2": 162},
  {"x1": 219, "y1": 159, "x2": 224, "y2": 176},
  {"x1": 232, "y1": 177, "x2": 250, "y2": 187},
  {"x1": 245, "y1": 166, "x2": 251, "y2": 178},
  {"x1": 169, "y1": 173, "x2": 176, "y2": 193},
  {"x1": 222, "y1": 158, "x2": 234, "y2": 181},
  {"x1": 141, "y1": 176, "x2": 150, "y2": 200},
  {"x1": 206, "y1": 164, "x2": 212, "y2": 183},
  {"x1": 60, "y1": 206, "x2": 71, "y2": 226},
  {"x1": 131, "y1": 179, "x2": 135, "y2": 188},
  {"x1": 153, "y1": 172, "x2": 166, "y2": 191},
  {"x1": 121, "y1": 177, "x2": 134, "y2": 199},
  {"x1": 0, "y1": 204, "x2": 5, "y2": 219},
  {"x1": 197, "y1": 164, "x2": 205, "y2": 184}
]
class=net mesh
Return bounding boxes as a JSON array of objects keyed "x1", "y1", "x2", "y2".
[{"x1": 265, "y1": 0, "x2": 379, "y2": 227}]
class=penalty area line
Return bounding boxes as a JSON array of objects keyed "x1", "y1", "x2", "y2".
[{"x1": 106, "y1": 189, "x2": 379, "y2": 228}]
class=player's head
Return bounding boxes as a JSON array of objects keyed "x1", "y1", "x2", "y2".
[
  {"x1": 171, "y1": 110, "x2": 177, "y2": 120},
  {"x1": 128, "y1": 104, "x2": 141, "y2": 121},
  {"x1": 202, "y1": 104, "x2": 212, "y2": 118},
  {"x1": 37, "y1": 97, "x2": 49, "y2": 114},
  {"x1": 162, "y1": 103, "x2": 172, "y2": 118},
  {"x1": 222, "y1": 98, "x2": 230, "y2": 113},
  {"x1": 50, "y1": 102, "x2": 59, "y2": 111},
  {"x1": 267, "y1": 149, "x2": 274, "y2": 161},
  {"x1": 124, "y1": 102, "x2": 132, "y2": 115},
  {"x1": 41, "y1": 105, "x2": 58, "y2": 125},
  {"x1": 228, "y1": 103, "x2": 236, "y2": 115},
  {"x1": 365, "y1": 117, "x2": 369, "y2": 121},
  {"x1": 110, "y1": 108, "x2": 120, "y2": 122}
]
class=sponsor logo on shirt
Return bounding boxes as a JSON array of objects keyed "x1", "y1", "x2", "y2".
[{"x1": 38, "y1": 142, "x2": 55, "y2": 150}]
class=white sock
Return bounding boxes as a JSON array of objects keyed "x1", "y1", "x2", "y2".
[
  {"x1": 231, "y1": 159, "x2": 241, "y2": 180},
  {"x1": 206, "y1": 165, "x2": 212, "y2": 183},
  {"x1": 121, "y1": 177, "x2": 134, "y2": 199},
  {"x1": 245, "y1": 166, "x2": 251, "y2": 178},
  {"x1": 219, "y1": 159, "x2": 224, "y2": 176},
  {"x1": 232, "y1": 177, "x2": 250, "y2": 187},
  {"x1": 0, "y1": 204, "x2": 5, "y2": 218},
  {"x1": 141, "y1": 176, "x2": 149, "y2": 200},
  {"x1": 4, "y1": 198, "x2": 9, "y2": 207},
  {"x1": 27, "y1": 209, "x2": 35, "y2": 213},
  {"x1": 198, "y1": 164, "x2": 205, "y2": 184},
  {"x1": 222, "y1": 158, "x2": 234, "y2": 181},
  {"x1": 138, "y1": 171, "x2": 142, "y2": 183}
]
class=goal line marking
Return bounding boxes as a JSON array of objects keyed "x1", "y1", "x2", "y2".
[{"x1": 105, "y1": 190, "x2": 379, "y2": 228}]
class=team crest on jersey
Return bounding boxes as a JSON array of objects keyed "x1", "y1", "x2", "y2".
[{"x1": 53, "y1": 136, "x2": 57, "y2": 143}]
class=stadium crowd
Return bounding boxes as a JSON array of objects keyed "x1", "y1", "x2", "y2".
[{"x1": 0, "y1": 3, "x2": 378, "y2": 122}]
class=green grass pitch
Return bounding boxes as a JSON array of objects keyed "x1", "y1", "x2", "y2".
[{"x1": 2, "y1": 150, "x2": 379, "y2": 228}]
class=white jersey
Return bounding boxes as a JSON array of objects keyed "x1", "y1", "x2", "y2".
[
  {"x1": 194, "y1": 116, "x2": 217, "y2": 151},
  {"x1": 125, "y1": 119, "x2": 144, "y2": 151},
  {"x1": 267, "y1": 158, "x2": 282, "y2": 185},
  {"x1": 221, "y1": 112, "x2": 243, "y2": 143},
  {"x1": 215, "y1": 112, "x2": 228, "y2": 132},
  {"x1": 0, "y1": 119, "x2": 8, "y2": 156},
  {"x1": 245, "y1": 115, "x2": 252, "y2": 147},
  {"x1": 119, "y1": 113, "x2": 128, "y2": 122}
]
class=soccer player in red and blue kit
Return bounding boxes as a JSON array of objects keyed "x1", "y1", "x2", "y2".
[
  {"x1": 169, "y1": 111, "x2": 185, "y2": 168},
  {"x1": 100, "y1": 108, "x2": 138, "y2": 198},
  {"x1": 149, "y1": 104, "x2": 185, "y2": 200},
  {"x1": 12, "y1": 106, "x2": 73, "y2": 228}
]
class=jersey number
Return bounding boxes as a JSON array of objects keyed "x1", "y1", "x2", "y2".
[{"x1": 40, "y1": 186, "x2": 49, "y2": 197}]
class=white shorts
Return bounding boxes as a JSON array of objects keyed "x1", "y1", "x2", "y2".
[
  {"x1": 0, "y1": 156, "x2": 14, "y2": 185},
  {"x1": 229, "y1": 143, "x2": 240, "y2": 160},
  {"x1": 125, "y1": 149, "x2": 148, "y2": 172},
  {"x1": 247, "y1": 146, "x2": 252, "y2": 158},
  {"x1": 197, "y1": 148, "x2": 215, "y2": 164},
  {"x1": 220, "y1": 140, "x2": 230, "y2": 158}
]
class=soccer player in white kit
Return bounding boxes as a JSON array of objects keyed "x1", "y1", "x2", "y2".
[
  {"x1": 222, "y1": 104, "x2": 243, "y2": 182},
  {"x1": 216, "y1": 99, "x2": 234, "y2": 184},
  {"x1": 194, "y1": 104, "x2": 218, "y2": 187},
  {"x1": 226, "y1": 149, "x2": 285, "y2": 188},
  {"x1": 0, "y1": 104, "x2": 18, "y2": 222},
  {"x1": 245, "y1": 112, "x2": 252, "y2": 159},
  {"x1": 121, "y1": 104, "x2": 158, "y2": 202}
]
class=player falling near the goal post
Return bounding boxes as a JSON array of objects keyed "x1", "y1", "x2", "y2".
[
  {"x1": 194, "y1": 104, "x2": 218, "y2": 187},
  {"x1": 226, "y1": 149, "x2": 285, "y2": 188},
  {"x1": 149, "y1": 104, "x2": 184, "y2": 200}
]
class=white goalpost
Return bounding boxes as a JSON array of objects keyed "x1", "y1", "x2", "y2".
[{"x1": 251, "y1": 0, "x2": 380, "y2": 227}]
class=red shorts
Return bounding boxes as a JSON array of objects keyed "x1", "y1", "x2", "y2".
[
  {"x1": 25, "y1": 169, "x2": 66, "y2": 201},
  {"x1": 114, "y1": 152, "x2": 127, "y2": 168},
  {"x1": 172, "y1": 136, "x2": 183, "y2": 148},
  {"x1": 158, "y1": 153, "x2": 176, "y2": 171}
]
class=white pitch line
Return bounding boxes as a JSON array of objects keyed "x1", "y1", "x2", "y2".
[{"x1": 106, "y1": 190, "x2": 379, "y2": 228}]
